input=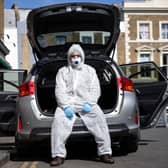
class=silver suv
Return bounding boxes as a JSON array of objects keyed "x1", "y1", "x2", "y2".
[{"x1": 15, "y1": 2, "x2": 168, "y2": 153}]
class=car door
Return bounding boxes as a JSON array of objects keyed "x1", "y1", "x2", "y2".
[
  {"x1": 0, "y1": 69, "x2": 27, "y2": 136},
  {"x1": 120, "y1": 62, "x2": 168, "y2": 128}
]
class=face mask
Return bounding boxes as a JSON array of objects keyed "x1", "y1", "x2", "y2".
[{"x1": 71, "y1": 57, "x2": 82, "y2": 67}]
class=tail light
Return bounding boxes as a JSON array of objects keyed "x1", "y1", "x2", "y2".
[
  {"x1": 117, "y1": 77, "x2": 134, "y2": 92},
  {"x1": 19, "y1": 81, "x2": 35, "y2": 97},
  {"x1": 17, "y1": 116, "x2": 23, "y2": 131},
  {"x1": 134, "y1": 111, "x2": 139, "y2": 125}
]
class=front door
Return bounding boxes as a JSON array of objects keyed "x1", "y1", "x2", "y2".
[{"x1": 0, "y1": 69, "x2": 27, "y2": 135}]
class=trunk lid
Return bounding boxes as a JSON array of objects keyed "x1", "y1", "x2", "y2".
[{"x1": 27, "y1": 2, "x2": 120, "y2": 60}]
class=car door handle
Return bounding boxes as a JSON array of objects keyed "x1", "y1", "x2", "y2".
[{"x1": 5, "y1": 95, "x2": 17, "y2": 101}]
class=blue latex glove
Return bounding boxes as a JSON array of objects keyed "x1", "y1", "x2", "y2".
[
  {"x1": 64, "y1": 106, "x2": 74, "y2": 119},
  {"x1": 82, "y1": 103, "x2": 91, "y2": 113}
]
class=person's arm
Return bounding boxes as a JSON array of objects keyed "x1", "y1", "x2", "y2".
[
  {"x1": 87, "y1": 68, "x2": 101, "y2": 105},
  {"x1": 82, "y1": 68, "x2": 101, "y2": 113},
  {"x1": 55, "y1": 68, "x2": 71, "y2": 109}
]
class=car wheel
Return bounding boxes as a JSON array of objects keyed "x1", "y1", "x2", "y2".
[{"x1": 120, "y1": 136, "x2": 138, "y2": 153}]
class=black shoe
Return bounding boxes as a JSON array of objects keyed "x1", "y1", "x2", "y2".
[
  {"x1": 99, "y1": 154, "x2": 115, "y2": 164},
  {"x1": 50, "y1": 156, "x2": 64, "y2": 166}
]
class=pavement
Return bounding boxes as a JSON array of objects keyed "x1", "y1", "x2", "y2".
[{"x1": 0, "y1": 136, "x2": 15, "y2": 167}]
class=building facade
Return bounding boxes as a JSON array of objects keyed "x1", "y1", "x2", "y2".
[{"x1": 123, "y1": 0, "x2": 168, "y2": 69}]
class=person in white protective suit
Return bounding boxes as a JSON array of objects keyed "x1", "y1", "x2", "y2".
[{"x1": 50, "y1": 44, "x2": 114, "y2": 166}]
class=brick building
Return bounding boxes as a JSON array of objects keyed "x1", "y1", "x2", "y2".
[{"x1": 123, "y1": 0, "x2": 168, "y2": 69}]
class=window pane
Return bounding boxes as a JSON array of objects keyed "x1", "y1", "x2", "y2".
[
  {"x1": 139, "y1": 23, "x2": 150, "y2": 39},
  {"x1": 0, "y1": 71, "x2": 25, "y2": 92},
  {"x1": 162, "y1": 53, "x2": 168, "y2": 78},
  {"x1": 81, "y1": 36, "x2": 92, "y2": 44},
  {"x1": 139, "y1": 53, "x2": 151, "y2": 77},
  {"x1": 55, "y1": 36, "x2": 67, "y2": 45},
  {"x1": 120, "y1": 63, "x2": 164, "y2": 83},
  {"x1": 161, "y1": 23, "x2": 168, "y2": 39},
  {"x1": 139, "y1": 53, "x2": 150, "y2": 62},
  {"x1": 140, "y1": 66, "x2": 151, "y2": 77},
  {"x1": 163, "y1": 53, "x2": 168, "y2": 65}
]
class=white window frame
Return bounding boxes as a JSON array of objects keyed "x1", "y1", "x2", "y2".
[
  {"x1": 158, "y1": 45, "x2": 168, "y2": 67},
  {"x1": 160, "y1": 52, "x2": 168, "y2": 66},
  {"x1": 138, "y1": 51, "x2": 152, "y2": 62},
  {"x1": 159, "y1": 21, "x2": 168, "y2": 40},
  {"x1": 137, "y1": 21, "x2": 153, "y2": 41},
  {"x1": 161, "y1": 52, "x2": 168, "y2": 78}
]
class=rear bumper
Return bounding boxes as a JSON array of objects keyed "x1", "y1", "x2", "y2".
[{"x1": 16, "y1": 123, "x2": 140, "y2": 142}]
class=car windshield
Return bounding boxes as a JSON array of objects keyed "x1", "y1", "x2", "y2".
[{"x1": 37, "y1": 31, "x2": 111, "y2": 48}]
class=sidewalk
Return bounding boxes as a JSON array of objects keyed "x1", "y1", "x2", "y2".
[
  {"x1": 0, "y1": 137, "x2": 15, "y2": 167},
  {"x1": 0, "y1": 151, "x2": 10, "y2": 167}
]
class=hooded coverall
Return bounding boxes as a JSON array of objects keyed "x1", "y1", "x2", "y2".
[{"x1": 51, "y1": 44, "x2": 112, "y2": 158}]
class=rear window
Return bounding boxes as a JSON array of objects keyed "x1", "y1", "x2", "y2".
[{"x1": 37, "y1": 31, "x2": 110, "y2": 48}]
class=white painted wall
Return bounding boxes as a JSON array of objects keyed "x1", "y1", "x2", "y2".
[
  {"x1": 4, "y1": 9, "x2": 18, "y2": 69},
  {"x1": 4, "y1": 8, "x2": 31, "y2": 69},
  {"x1": 17, "y1": 9, "x2": 34, "y2": 69}
]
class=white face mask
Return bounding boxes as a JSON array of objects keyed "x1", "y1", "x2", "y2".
[{"x1": 71, "y1": 57, "x2": 82, "y2": 67}]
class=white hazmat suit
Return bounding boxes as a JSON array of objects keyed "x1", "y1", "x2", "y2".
[{"x1": 51, "y1": 44, "x2": 112, "y2": 159}]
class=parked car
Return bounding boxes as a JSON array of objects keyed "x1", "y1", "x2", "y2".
[
  {"x1": 0, "y1": 70, "x2": 26, "y2": 136},
  {"x1": 13, "y1": 2, "x2": 168, "y2": 153}
]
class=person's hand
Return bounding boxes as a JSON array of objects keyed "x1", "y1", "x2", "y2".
[
  {"x1": 82, "y1": 103, "x2": 91, "y2": 113},
  {"x1": 64, "y1": 106, "x2": 74, "y2": 119}
]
